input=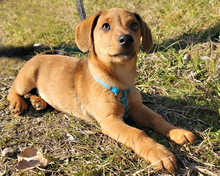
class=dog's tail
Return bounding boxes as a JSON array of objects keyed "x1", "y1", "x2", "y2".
[{"x1": 0, "y1": 43, "x2": 44, "y2": 58}]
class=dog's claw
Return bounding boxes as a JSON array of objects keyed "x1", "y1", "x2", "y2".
[
  {"x1": 35, "y1": 104, "x2": 44, "y2": 109},
  {"x1": 12, "y1": 109, "x2": 21, "y2": 114},
  {"x1": 32, "y1": 99, "x2": 39, "y2": 103},
  {"x1": 10, "y1": 106, "x2": 15, "y2": 110}
]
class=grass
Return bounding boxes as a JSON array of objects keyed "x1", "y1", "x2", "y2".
[
  {"x1": 0, "y1": 0, "x2": 220, "y2": 175},
  {"x1": 0, "y1": 0, "x2": 77, "y2": 47}
]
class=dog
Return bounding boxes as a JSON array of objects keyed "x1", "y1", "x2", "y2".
[{"x1": 7, "y1": 8, "x2": 196, "y2": 172}]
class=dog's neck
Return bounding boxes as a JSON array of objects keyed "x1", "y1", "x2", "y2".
[{"x1": 88, "y1": 51, "x2": 137, "y2": 90}]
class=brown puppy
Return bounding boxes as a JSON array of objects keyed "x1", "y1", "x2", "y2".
[{"x1": 7, "y1": 8, "x2": 196, "y2": 172}]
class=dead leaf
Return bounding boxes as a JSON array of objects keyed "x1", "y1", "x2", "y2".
[
  {"x1": 2, "y1": 147, "x2": 16, "y2": 157},
  {"x1": 16, "y1": 148, "x2": 49, "y2": 171}
]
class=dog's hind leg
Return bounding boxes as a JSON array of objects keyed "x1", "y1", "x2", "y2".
[
  {"x1": 30, "y1": 95, "x2": 47, "y2": 110},
  {"x1": 7, "y1": 59, "x2": 39, "y2": 115}
]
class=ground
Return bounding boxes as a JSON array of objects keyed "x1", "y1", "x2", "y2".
[{"x1": 0, "y1": 0, "x2": 220, "y2": 175}]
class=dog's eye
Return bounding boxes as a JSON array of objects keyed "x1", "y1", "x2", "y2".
[
  {"x1": 102, "y1": 23, "x2": 111, "y2": 31},
  {"x1": 131, "y1": 22, "x2": 138, "y2": 31}
]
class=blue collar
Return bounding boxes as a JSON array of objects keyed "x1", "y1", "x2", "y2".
[{"x1": 93, "y1": 75, "x2": 131, "y2": 120}]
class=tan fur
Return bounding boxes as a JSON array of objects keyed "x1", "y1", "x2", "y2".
[{"x1": 7, "y1": 8, "x2": 196, "y2": 172}]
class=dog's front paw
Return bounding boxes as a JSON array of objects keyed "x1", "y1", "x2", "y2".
[
  {"x1": 30, "y1": 95, "x2": 47, "y2": 110},
  {"x1": 168, "y1": 128, "x2": 196, "y2": 144},
  {"x1": 9, "y1": 98, "x2": 27, "y2": 116},
  {"x1": 145, "y1": 144, "x2": 177, "y2": 172}
]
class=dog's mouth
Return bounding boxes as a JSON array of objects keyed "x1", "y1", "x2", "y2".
[{"x1": 109, "y1": 51, "x2": 136, "y2": 62}]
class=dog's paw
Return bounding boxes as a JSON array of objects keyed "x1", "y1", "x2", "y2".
[
  {"x1": 168, "y1": 128, "x2": 196, "y2": 144},
  {"x1": 145, "y1": 143, "x2": 177, "y2": 172},
  {"x1": 30, "y1": 95, "x2": 47, "y2": 110},
  {"x1": 9, "y1": 98, "x2": 27, "y2": 116}
]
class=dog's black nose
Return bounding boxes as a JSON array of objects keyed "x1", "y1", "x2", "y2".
[{"x1": 118, "y1": 34, "x2": 134, "y2": 46}]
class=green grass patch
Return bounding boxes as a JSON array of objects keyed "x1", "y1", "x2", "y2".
[{"x1": 0, "y1": 0, "x2": 220, "y2": 175}]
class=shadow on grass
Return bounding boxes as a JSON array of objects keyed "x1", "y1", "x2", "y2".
[
  {"x1": 150, "y1": 22, "x2": 220, "y2": 52},
  {"x1": 0, "y1": 22, "x2": 219, "y2": 58},
  {"x1": 0, "y1": 44, "x2": 82, "y2": 59},
  {"x1": 140, "y1": 93, "x2": 220, "y2": 133}
]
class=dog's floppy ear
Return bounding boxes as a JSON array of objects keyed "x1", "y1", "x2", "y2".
[
  {"x1": 135, "y1": 13, "x2": 153, "y2": 52},
  {"x1": 75, "y1": 11, "x2": 102, "y2": 52}
]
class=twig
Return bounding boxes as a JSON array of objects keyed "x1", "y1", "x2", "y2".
[
  {"x1": 76, "y1": 0, "x2": 86, "y2": 21},
  {"x1": 36, "y1": 166, "x2": 60, "y2": 173}
]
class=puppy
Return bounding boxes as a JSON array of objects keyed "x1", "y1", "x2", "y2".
[{"x1": 7, "y1": 8, "x2": 196, "y2": 172}]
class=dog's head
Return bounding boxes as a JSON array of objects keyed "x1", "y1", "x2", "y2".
[{"x1": 75, "y1": 8, "x2": 152, "y2": 63}]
